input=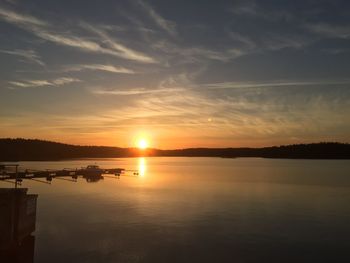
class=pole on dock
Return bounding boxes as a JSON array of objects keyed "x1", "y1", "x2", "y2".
[{"x1": 15, "y1": 165, "x2": 18, "y2": 189}]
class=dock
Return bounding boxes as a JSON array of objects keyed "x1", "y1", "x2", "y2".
[
  {"x1": 0, "y1": 163, "x2": 139, "y2": 261},
  {"x1": 0, "y1": 164, "x2": 139, "y2": 186}
]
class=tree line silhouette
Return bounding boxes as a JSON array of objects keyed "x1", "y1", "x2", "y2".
[{"x1": 0, "y1": 138, "x2": 349, "y2": 161}]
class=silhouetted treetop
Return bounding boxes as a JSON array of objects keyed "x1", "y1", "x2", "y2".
[{"x1": 0, "y1": 138, "x2": 349, "y2": 161}]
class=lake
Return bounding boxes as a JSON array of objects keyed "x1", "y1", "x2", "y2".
[{"x1": 1, "y1": 157, "x2": 350, "y2": 263}]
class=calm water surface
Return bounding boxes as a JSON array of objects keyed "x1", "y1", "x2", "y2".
[{"x1": 2, "y1": 157, "x2": 350, "y2": 262}]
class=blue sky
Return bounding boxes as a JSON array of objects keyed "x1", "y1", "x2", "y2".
[{"x1": 0, "y1": 0, "x2": 349, "y2": 148}]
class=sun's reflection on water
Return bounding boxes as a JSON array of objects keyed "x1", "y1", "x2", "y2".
[{"x1": 138, "y1": 157, "x2": 147, "y2": 177}]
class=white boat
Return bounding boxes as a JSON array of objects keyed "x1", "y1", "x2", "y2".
[{"x1": 79, "y1": 165, "x2": 104, "y2": 176}]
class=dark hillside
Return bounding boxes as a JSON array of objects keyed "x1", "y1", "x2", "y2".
[{"x1": 0, "y1": 139, "x2": 349, "y2": 161}]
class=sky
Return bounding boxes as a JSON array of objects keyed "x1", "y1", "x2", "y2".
[{"x1": 0, "y1": 0, "x2": 350, "y2": 148}]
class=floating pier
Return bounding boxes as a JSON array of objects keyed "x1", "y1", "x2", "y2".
[{"x1": 0, "y1": 164, "x2": 139, "y2": 186}]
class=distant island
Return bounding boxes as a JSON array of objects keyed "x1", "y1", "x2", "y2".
[{"x1": 0, "y1": 138, "x2": 350, "y2": 161}]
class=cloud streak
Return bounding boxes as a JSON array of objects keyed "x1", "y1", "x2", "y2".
[
  {"x1": 204, "y1": 80, "x2": 350, "y2": 90},
  {"x1": 0, "y1": 49, "x2": 45, "y2": 66},
  {"x1": 0, "y1": 7, "x2": 46, "y2": 26},
  {"x1": 92, "y1": 87, "x2": 183, "y2": 96},
  {"x1": 306, "y1": 23, "x2": 350, "y2": 39},
  {"x1": 80, "y1": 22, "x2": 157, "y2": 63},
  {"x1": 64, "y1": 64, "x2": 135, "y2": 74},
  {"x1": 138, "y1": 1, "x2": 177, "y2": 36},
  {"x1": 0, "y1": 7, "x2": 156, "y2": 63},
  {"x1": 9, "y1": 77, "x2": 81, "y2": 88}
]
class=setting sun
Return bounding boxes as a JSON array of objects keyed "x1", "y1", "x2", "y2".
[{"x1": 137, "y1": 139, "x2": 149, "y2": 150}]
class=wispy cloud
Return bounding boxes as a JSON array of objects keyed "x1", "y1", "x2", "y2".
[
  {"x1": 8, "y1": 77, "x2": 81, "y2": 88},
  {"x1": 0, "y1": 7, "x2": 156, "y2": 63},
  {"x1": 80, "y1": 22, "x2": 157, "y2": 63},
  {"x1": 227, "y1": 31, "x2": 310, "y2": 59},
  {"x1": 152, "y1": 30, "x2": 307, "y2": 65},
  {"x1": 138, "y1": 1, "x2": 177, "y2": 36},
  {"x1": 51, "y1": 77, "x2": 81, "y2": 86},
  {"x1": 0, "y1": 49, "x2": 45, "y2": 66},
  {"x1": 230, "y1": 1, "x2": 294, "y2": 21},
  {"x1": 64, "y1": 64, "x2": 135, "y2": 74},
  {"x1": 204, "y1": 80, "x2": 350, "y2": 90},
  {"x1": 92, "y1": 87, "x2": 183, "y2": 96},
  {"x1": 306, "y1": 23, "x2": 350, "y2": 39},
  {"x1": 36, "y1": 27, "x2": 156, "y2": 63},
  {"x1": 152, "y1": 40, "x2": 245, "y2": 63},
  {"x1": 0, "y1": 7, "x2": 46, "y2": 26}
]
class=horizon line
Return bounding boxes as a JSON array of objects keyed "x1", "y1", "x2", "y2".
[{"x1": 1, "y1": 137, "x2": 349, "y2": 151}]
